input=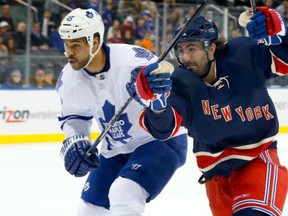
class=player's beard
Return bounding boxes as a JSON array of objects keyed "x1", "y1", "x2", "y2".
[
  {"x1": 70, "y1": 56, "x2": 90, "y2": 71},
  {"x1": 184, "y1": 55, "x2": 209, "y2": 77}
]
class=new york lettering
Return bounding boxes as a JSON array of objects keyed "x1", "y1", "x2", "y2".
[{"x1": 201, "y1": 100, "x2": 274, "y2": 122}]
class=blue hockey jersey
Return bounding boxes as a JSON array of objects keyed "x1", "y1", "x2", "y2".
[{"x1": 140, "y1": 36, "x2": 288, "y2": 178}]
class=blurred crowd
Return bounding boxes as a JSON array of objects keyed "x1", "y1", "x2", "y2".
[{"x1": 0, "y1": 0, "x2": 287, "y2": 88}]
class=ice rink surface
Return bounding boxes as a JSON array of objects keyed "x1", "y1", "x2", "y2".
[{"x1": 0, "y1": 135, "x2": 287, "y2": 216}]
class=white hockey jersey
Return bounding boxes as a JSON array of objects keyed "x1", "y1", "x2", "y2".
[{"x1": 57, "y1": 43, "x2": 178, "y2": 158}]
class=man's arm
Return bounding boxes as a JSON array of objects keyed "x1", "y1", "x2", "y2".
[
  {"x1": 139, "y1": 106, "x2": 183, "y2": 140},
  {"x1": 244, "y1": 7, "x2": 288, "y2": 76},
  {"x1": 127, "y1": 61, "x2": 183, "y2": 140}
]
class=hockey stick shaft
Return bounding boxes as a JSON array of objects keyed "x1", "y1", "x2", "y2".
[
  {"x1": 250, "y1": 0, "x2": 256, "y2": 12},
  {"x1": 87, "y1": 0, "x2": 210, "y2": 155}
]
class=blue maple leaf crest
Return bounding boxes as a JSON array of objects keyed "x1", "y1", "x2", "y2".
[
  {"x1": 67, "y1": 15, "x2": 74, "y2": 21},
  {"x1": 86, "y1": 11, "x2": 94, "y2": 19},
  {"x1": 132, "y1": 47, "x2": 154, "y2": 60},
  {"x1": 99, "y1": 100, "x2": 132, "y2": 150}
]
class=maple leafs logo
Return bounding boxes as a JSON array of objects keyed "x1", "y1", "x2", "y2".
[
  {"x1": 132, "y1": 47, "x2": 154, "y2": 60},
  {"x1": 85, "y1": 11, "x2": 94, "y2": 19},
  {"x1": 99, "y1": 101, "x2": 132, "y2": 150}
]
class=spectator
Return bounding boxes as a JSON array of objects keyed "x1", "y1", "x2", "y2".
[
  {"x1": 0, "y1": 21, "x2": 12, "y2": 43},
  {"x1": 41, "y1": 9, "x2": 55, "y2": 37},
  {"x1": 135, "y1": 17, "x2": 148, "y2": 40},
  {"x1": 44, "y1": 67, "x2": 57, "y2": 87},
  {"x1": 3, "y1": 68, "x2": 25, "y2": 88},
  {"x1": 11, "y1": 22, "x2": 26, "y2": 51},
  {"x1": 0, "y1": 4, "x2": 15, "y2": 32},
  {"x1": 31, "y1": 22, "x2": 50, "y2": 51},
  {"x1": 140, "y1": 10, "x2": 155, "y2": 36},
  {"x1": 5, "y1": 37, "x2": 18, "y2": 55},
  {"x1": 140, "y1": 30, "x2": 154, "y2": 52},
  {"x1": 120, "y1": 15, "x2": 136, "y2": 39},
  {"x1": 0, "y1": 34, "x2": 8, "y2": 56},
  {"x1": 106, "y1": 19, "x2": 121, "y2": 39},
  {"x1": 107, "y1": 27, "x2": 124, "y2": 43},
  {"x1": 102, "y1": 0, "x2": 116, "y2": 38},
  {"x1": 29, "y1": 68, "x2": 48, "y2": 88},
  {"x1": 123, "y1": 29, "x2": 134, "y2": 44},
  {"x1": 141, "y1": 0, "x2": 158, "y2": 19}
]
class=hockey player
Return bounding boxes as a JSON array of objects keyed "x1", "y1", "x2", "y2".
[
  {"x1": 56, "y1": 8, "x2": 187, "y2": 216},
  {"x1": 128, "y1": 8, "x2": 288, "y2": 216}
]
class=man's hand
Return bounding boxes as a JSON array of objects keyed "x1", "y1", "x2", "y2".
[
  {"x1": 60, "y1": 135, "x2": 99, "y2": 177},
  {"x1": 246, "y1": 7, "x2": 286, "y2": 46},
  {"x1": 126, "y1": 61, "x2": 174, "y2": 112}
]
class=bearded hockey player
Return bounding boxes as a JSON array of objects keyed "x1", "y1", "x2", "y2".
[{"x1": 129, "y1": 8, "x2": 288, "y2": 216}]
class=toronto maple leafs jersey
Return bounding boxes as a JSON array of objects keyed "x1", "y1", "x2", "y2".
[
  {"x1": 141, "y1": 35, "x2": 288, "y2": 178},
  {"x1": 56, "y1": 43, "x2": 186, "y2": 158}
]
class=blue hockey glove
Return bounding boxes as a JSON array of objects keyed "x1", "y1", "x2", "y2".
[
  {"x1": 126, "y1": 66, "x2": 146, "y2": 106},
  {"x1": 126, "y1": 61, "x2": 174, "y2": 112},
  {"x1": 60, "y1": 135, "x2": 99, "y2": 177},
  {"x1": 246, "y1": 7, "x2": 286, "y2": 46}
]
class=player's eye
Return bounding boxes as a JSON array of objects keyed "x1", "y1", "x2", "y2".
[{"x1": 71, "y1": 43, "x2": 81, "y2": 49}]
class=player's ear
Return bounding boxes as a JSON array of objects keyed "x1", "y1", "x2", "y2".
[
  {"x1": 92, "y1": 35, "x2": 100, "y2": 51},
  {"x1": 208, "y1": 43, "x2": 216, "y2": 61}
]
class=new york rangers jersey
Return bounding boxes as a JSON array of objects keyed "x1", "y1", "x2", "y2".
[
  {"x1": 141, "y1": 35, "x2": 288, "y2": 178},
  {"x1": 56, "y1": 43, "x2": 186, "y2": 158}
]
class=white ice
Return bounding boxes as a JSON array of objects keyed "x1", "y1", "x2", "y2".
[{"x1": 0, "y1": 135, "x2": 287, "y2": 216}]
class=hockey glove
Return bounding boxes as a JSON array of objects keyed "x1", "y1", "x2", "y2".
[
  {"x1": 246, "y1": 7, "x2": 286, "y2": 46},
  {"x1": 126, "y1": 66, "x2": 146, "y2": 107},
  {"x1": 60, "y1": 135, "x2": 99, "y2": 177},
  {"x1": 126, "y1": 61, "x2": 174, "y2": 112}
]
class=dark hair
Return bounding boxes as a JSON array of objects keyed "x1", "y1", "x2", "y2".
[
  {"x1": 211, "y1": 36, "x2": 227, "y2": 58},
  {"x1": 83, "y1": 32, "x2": 100, "y2": 43}
]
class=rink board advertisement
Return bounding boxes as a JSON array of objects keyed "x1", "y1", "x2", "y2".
[
  {"x1": 0, "y1": 90, "x2": 100, "y2": 144},
  {"x1": 0, "y1": 89, "x2": 287, "y2": 144}
]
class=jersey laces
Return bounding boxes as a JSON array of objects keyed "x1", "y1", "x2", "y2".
[{"x1": 212, "y1": 76, "x2": 230, "y2": 90}]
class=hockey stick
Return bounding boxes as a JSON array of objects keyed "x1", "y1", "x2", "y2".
[
  {"x1": 250, "y1": 0, "x2": 256, "y2": 12},
  {"x1": 239, "y1": 0, "x2": 256, "y2": 27},
  {"x1": 87, "y1": 0, "x2": 210, "y2": 156}
]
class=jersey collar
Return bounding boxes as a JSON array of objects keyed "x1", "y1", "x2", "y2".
[{"x1": 83, "y1": 43, "x2": 111, "y2": 76}]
